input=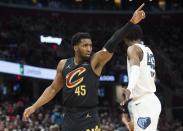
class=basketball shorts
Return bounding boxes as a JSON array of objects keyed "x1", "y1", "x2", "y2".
[
  {"x1": 132, "y1": 93, "x2": 161, "y2": 131},
  {"x1": 62, "y1": 107, "x2": 101, "y2": 131}
]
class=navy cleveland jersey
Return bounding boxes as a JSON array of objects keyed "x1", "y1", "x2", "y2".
[{"x1": 62, "y1": 57, "x2": 99, "y2": 107}]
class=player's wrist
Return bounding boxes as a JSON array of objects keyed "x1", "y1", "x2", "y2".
[
  {"x1": 31, "y1": 104, "x2": 37, "y2": 111},
  {"x1": 130, "y1": 18, "x2": 136, "y2": 24}
]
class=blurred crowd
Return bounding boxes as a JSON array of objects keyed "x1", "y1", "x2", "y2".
[
  {"x1": 0, "y1": 0, "x2": 183, "y2": 11},
  {"x1": 0, "y1": 100, "x2": 183, "y2": 131},
  {"x1": 0, "y1": 100, "x2": 64, "y2": 131},
  {"x1": 0, "y1": 11, "x2": 128, "y2": 72}
]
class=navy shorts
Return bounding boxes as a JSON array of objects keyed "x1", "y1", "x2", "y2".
[{"x1": 62, "y1": 107, "x2": 101, "y2": 131}]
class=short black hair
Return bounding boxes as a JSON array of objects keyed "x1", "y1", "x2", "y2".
[
  {"x1": 71, "y1": 32, "x2": 91, "y2": 46},
  {"x1": 125, "y1": 24, "x2": 143, "y2": 41}
]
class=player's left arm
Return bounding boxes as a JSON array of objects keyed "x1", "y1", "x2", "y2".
[
  {"x1": 90, "y1": 21, "x2": 135, "y2": 76},
  {"x1": 121, "y1": 45, "x2": 143, "y2": 105},
  {"x1": 91, "y1": 3, "x2": 145, "y2": 76}
]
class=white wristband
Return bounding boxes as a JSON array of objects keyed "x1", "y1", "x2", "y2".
[{"x1": 127, "y1": 65, "x2": 140, "y2": 94}]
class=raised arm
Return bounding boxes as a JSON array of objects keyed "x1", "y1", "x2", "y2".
[
  {"x1": 91, "y1": 3, "x2": 146, "y2": 76},
  {"x1": 23, "y1": 59, "x2": 66, "y2": 121}
]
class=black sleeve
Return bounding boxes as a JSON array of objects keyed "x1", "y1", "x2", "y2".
[{"x1": 104, "y1": 21, "x2": 134, "y2": 53}]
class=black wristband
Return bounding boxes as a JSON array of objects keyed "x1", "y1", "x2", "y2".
[{"x1": 104, "y1": 21, "x2": 134, "y2": 53}]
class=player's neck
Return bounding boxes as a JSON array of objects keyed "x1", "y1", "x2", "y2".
[
  {"x1": 128, "y1": 39, "x2": 141, "y2": 47},
  {"x1": 74, "y1": 55, "x2": 83, "y2": 65}
]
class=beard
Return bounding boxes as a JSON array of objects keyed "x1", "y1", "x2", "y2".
[
  {"x1": 78, "y1": 49, "x2": 92, "y2": 62},
  {"x1": 81, "y1": 55, "x2": 91, "y2": 62}
]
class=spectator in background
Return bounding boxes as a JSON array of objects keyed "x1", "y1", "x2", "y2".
[{"x1": 51, "y1": 109, "x2": 63, "y2": 126}]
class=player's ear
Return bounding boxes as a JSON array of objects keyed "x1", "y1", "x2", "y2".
[{"x1": 74, "y1": 45, "x2": 78, "y2": 52}]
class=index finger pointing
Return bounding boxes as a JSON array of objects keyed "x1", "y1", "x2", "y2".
[{"x1": 136, "y1": 3, "x2": 145, "y2": 11}]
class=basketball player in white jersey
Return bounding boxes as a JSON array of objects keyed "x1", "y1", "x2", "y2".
[{"x1": 120, "y1": 25, "x2": 161, "y2": 131}]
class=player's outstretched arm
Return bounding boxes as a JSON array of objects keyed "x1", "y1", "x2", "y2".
[
  {"x1": 91, "y1": 3, "x2": 146, "y2": 76},
  {"x1": 23, "y1": 59, "x2": 66, "y2": 121}
]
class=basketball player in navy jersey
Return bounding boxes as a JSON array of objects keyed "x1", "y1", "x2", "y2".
[
  {"x1": 121, "y1": 25, "x2": 161, "y2": 131},
  {"x1": 23, "y1": 4, "x2": 146, "y2": 131}
]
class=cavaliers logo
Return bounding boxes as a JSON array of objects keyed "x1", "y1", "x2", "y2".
[{"x1": 66, "y1": 67, "x2": 86, "y2": 88}]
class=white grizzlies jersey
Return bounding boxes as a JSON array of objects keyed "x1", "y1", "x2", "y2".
[{"x1": 127, "y1": 43, "x2": 156, "y2": 99}]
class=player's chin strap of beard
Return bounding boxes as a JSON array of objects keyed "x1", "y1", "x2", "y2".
[
  {"x1": 127, "y1": 65, "x2": 140, "y2": 95},
  {"x1": 104, "y1": 21, "x2": 134, "y2": 53}
]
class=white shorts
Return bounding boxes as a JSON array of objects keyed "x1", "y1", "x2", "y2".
[{"x1": 132, "y1": 93, "x2": 161, "y2": 131}]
